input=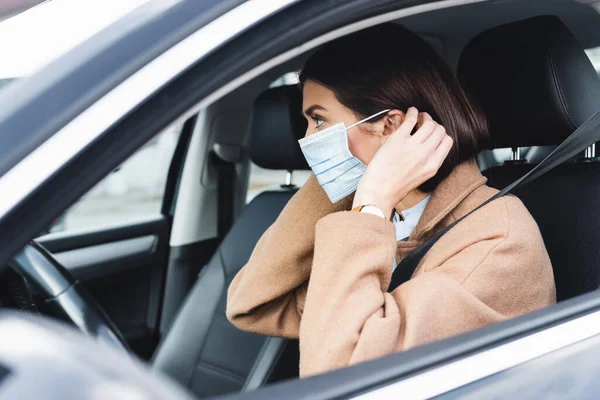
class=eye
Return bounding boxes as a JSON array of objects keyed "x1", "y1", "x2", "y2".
[{"x1": 311, "y1": 115, "x2": 325, "y2": 129}]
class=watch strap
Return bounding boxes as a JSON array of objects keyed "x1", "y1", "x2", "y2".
[{"x1": 351, "y1": 204, "x2": 386, "y2": 219}]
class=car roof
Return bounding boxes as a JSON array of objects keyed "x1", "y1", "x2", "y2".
[{"x1": 0, "y1": 0, "x2": 149, "y2": 80}]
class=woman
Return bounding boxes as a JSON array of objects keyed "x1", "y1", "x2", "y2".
[{"x1": 226, "y1": 24, "x2": 556, "y2": 377}]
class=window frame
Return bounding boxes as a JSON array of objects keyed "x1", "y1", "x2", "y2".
[{"x1": 1, "y1": 0, "x2": 599, "y2": 397}]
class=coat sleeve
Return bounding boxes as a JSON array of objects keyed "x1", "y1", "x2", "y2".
[
  {"x1": 226, "y1": 175, "x2": 352, "y2": 338},
  {"x1": 299, "y1": 198, "x2": 555, "y2": 377}
]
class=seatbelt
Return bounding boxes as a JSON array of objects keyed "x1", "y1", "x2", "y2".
[
  {"x1": 210, "y1": 143, "x2": 243, "y2": 243},
  {"x1": 388, "y1": 109, "x2": 600, "y2": 292}
]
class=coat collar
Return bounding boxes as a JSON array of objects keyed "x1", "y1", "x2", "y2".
[{"x1": 408, "y1": 159, "x2": 487, "y2": 242}]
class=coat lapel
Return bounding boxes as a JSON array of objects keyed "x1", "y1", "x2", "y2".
[{"x1": 395, "y1": 159, "x2": 487, "y2": 261}]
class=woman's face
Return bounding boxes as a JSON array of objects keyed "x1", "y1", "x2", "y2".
[{"x1": 302, "y1": 80, "x2": 396, "y2": 165}]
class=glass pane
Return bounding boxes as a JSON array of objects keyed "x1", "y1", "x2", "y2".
[
  {"x1": 586, "y1": 46, "x2": 600, "y2": 73},
  {"x1": 269, "y1": 72, "x2": 299, "y2": 88},
  {"x1": 247, "y1": 163, "x2": 311, "y2": 203},
  {"x1": 49, "y1": 125, "x2": 181, "y2": 233}
]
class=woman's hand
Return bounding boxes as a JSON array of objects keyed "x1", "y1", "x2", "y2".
[{"x1": 352, "y1": 107, "x2": 453, "y2": 218}]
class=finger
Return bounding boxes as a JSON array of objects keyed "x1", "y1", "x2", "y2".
[
  {"x1": 412, "y1": 120, "x2": 437, "y2": 143},
  {"x1": 417, "y1": 112, "x2": 433, "y2": 128},
  {"x1": 392, "y1": 107, "x2": 419, "y2": 139},
  {"x1": 423, "y1": 124, "x2": 446, "y2": 149},
  {"x1": 433, "y1": 135, "x2": 453, "y2": 166},
  {"x1": 423, "y1": 135, "x2": 452, "y2": 180}
]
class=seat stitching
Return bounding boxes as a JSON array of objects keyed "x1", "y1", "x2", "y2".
[{"x1": 547, "y1": 45, "x2": 577, "y2": 129}]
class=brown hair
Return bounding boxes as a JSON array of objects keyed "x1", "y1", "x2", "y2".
[{"x1": 299, "y1": 23, "x2": 487, "y2": 192}]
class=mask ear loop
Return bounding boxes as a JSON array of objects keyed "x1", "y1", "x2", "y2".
[{"x1": 347, "y1": 109, "x2": 392, "y2": 130}]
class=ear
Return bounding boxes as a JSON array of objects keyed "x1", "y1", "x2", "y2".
[{"x1": 381, "y1": 110, "x2": 405, "y2": 137}]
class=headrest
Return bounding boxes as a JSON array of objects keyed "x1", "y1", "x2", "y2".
[
  {"x1": 248, "y1": 85, "x2": 309, "y2": 170},
  {"x1": 458, "y1": 16, "x2": 600, "y2": 149}
]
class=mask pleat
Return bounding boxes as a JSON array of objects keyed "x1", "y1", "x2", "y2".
[{"x1": 297, "y1": 110, "x2": 388, "y2": 203}]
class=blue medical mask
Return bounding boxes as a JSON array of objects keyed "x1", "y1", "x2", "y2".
[{"x1": 298, "y1": 109, "x2": 391, "y2": 203}]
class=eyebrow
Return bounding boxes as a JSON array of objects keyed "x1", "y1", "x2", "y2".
[{"x1": 303, "y1": 104, "x2": 326, "y2": 117}]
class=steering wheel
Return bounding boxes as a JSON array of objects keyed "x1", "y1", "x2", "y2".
[{"x1": 9, "y1": 242, "x2": 130, "y2": 353}]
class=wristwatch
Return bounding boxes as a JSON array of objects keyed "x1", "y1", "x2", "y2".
[{"x1": 351, "y1": 204, "x2": 386, "y2": 219}]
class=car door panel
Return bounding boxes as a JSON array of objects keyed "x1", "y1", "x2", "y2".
[
  {"x1": 36, "y1": 216, "x2": 170, "y2": 359},
  {"x1": 435, "y1": 332, "x2": 600, "y2": 399},
  {"x1": 53, "y1": 235, "x2": 157, "y2": 280}
]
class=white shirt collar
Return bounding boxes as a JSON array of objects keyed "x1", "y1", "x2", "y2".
[{"x1": 393, "y1": 195, "x2": 431, "y2": 242}]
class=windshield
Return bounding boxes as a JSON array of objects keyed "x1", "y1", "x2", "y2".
[{"x1": 0, "y1": 0, "x2": 149, "y2": 89}]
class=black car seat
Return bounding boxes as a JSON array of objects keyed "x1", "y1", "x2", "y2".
[
  {"x1": 152, "y1": 85, "x2": 308, "y2": 398},
  {"x1": 457, "y1": 16, "x2": 600, "y2": 301}
]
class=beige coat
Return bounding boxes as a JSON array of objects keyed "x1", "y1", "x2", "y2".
[{"x1": 226, "y1": 160, "x2": 556, "y2": 377}]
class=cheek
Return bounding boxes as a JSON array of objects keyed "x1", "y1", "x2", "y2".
[
  {"x1": 347, "y1": 131, "x2": 382, "y2": 164},
  {"x1": 304, "y1": 120, "x2": 320, "y2": 137}
]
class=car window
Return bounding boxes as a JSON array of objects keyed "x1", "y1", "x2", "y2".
[
  {"x1": 586, "y1": 46, "x2": 600, "y2": 72},
  {"x1": 247, "y1": 163, "x2": 311, "y2": 203},
  {"x1": 269, "y1": 71, "x2": 299, "y2": 88},
  {"x1": 47, "y1": 125, "x2": 181, "y2": 234}
]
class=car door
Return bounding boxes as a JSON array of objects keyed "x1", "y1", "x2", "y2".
[
  {"x1": 5, "y1": 0, "x2": 600, "y2": 399},
  {"x1": 34, "y1": 121, "x2": 191, "y2": 360}
]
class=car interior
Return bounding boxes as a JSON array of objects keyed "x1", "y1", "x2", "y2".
[{"x1": 11, "y1": 0, "x2": 600, "y2": 398}]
